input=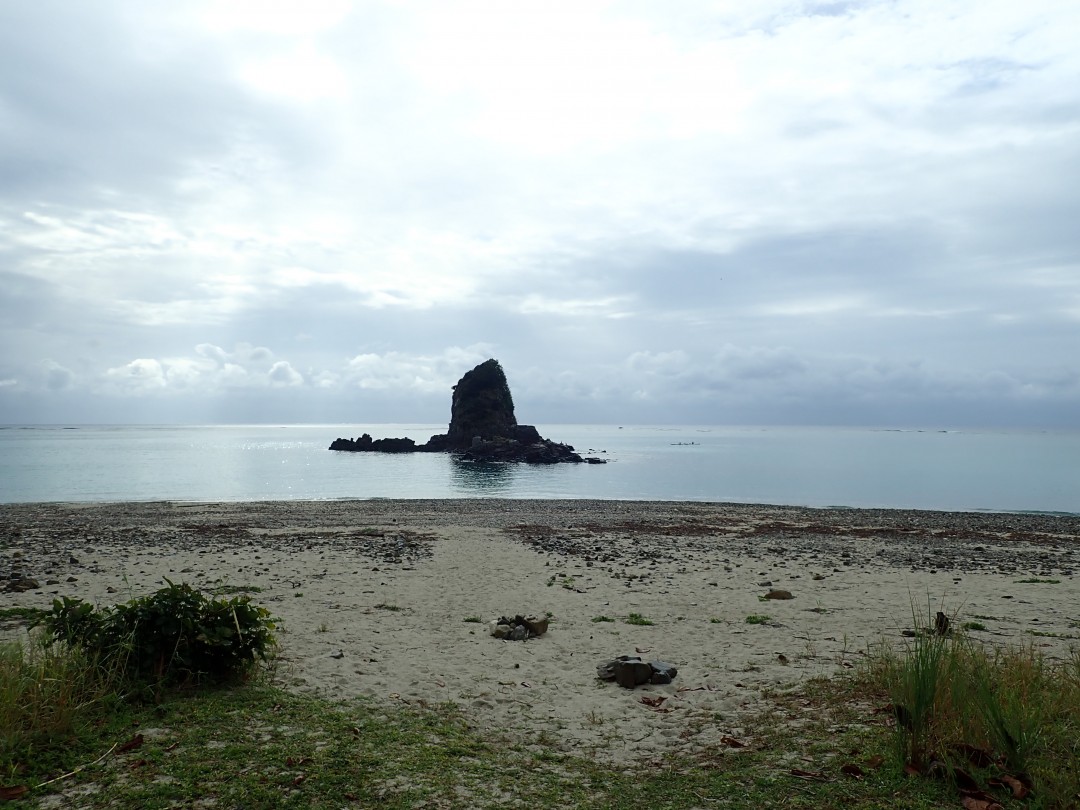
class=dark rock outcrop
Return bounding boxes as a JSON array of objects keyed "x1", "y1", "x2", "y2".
[
  {"x1": 447, "y1": 358, "x2": 518, "y2": 447},
  {"x1": 330, "y1": 359, "x2": 604, "y2": 464},
  {"x1": 329, "y1": 434, "x2": 417, "y2": 453}
]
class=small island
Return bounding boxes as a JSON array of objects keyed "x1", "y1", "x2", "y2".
[{"x1": 330, "y1": 359, "x2": 605, "y2": 464}]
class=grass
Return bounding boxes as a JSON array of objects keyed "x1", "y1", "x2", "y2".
[
  {"x1": 1, "y1": 656, "x2": 959, "y2": 810},
  {"x1": 1014, "y1": 578, "x2": 1061, "y2": 584},
  {"x1": 744, "y1": 615, "x2": 772, "y2": 625},
  {"x1": 210, "y1": 584, "x2": 263, "y2": 596},
  {"x1": 962, "y1": 621, "x2": 988, "y2": 632},
  {"x1": 624, "y1": 613, "x2": 653, "y2": 626},
  {"x1": 373, "y1": 603, "x2": 402, "y2": 612},
  {"x1": 859, "y1": 606, "x2": 1080, "y2": 809},
  {"x1": 590, "y1": 615, "x2": 615, "y2": 623},
  {"x1": 1028, "y1": 629, "x2": 1078, "y2": 639},
  {"x1": 0, "y1": 606, "x2": 45, "y2": 626},
  {"x1": 5, "y1": 592, "x2": 1078, "y2": 809},
  {"x1": 1, "y1": 634, "x2": 122, "y2": 784}
]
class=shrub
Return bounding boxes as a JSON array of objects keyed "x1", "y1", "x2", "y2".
[{"x1": 35, "y1": 579, "x2": 277, "y2": 688}]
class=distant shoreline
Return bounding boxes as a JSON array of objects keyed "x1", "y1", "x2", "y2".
[{"x1": 1, "y1": 497, "x2": 1079, "y2": 519}]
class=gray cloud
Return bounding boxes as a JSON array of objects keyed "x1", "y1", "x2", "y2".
[{"x1": 0, "y1": 0, "x2": 1078, "y2": 428}]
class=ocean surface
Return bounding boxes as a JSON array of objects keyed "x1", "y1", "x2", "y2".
[{"x1": 0, "y1": 424, "x2": 1077, "y2": 514}]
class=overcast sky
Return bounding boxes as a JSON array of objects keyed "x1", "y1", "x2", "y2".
[{"x1": 2, "y1": 0, "x2": 1078, "y2": 428}]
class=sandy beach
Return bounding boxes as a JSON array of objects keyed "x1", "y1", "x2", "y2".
[{"x1": 2, "y1": 500, "x2": 1078, "y2": 763}]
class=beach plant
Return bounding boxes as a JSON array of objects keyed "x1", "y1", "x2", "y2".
[
  {"x1": 0, "y1": 606, "x2": 45, "y2": 627},
  {"x1": 591, "y1": 616, "x2": 615, "y2": 623},
  {"x1": 212, "y1": 583, "x2": 263, "y2": 596},
  {"x1": 861, "y1": 611, "x2": 1080, "y2": 807},
  {"x1": 0, "y1": 633, "x2": 120, "y2": 781},
  {"x1": 624, "y1": 613, "x2": 653, "y2": 626},
  {"x1": 34, "y1": 579, "x2": 277, "y2": 689},
  {"x1": 880, "y1": 603, "x2": 952, "y2": 772},
  {"x1": 744, "y1": 614, "x2": 771, "y2": 625}
]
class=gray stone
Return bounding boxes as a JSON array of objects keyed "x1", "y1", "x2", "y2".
[
  {"x1": 612, "y1": 656, "x2": 654, "y2": 689},
  {"x1": 508, "y1": 625, "x2": 528, "y2": 642},
  {"x1": 491, "y1": 623, "x2": 512, "y2": 640},
  {"x1": 764, "y1": 589, "x2": 794, "y2": 600},
  {"x1": 649, "y1": 660, "x2": 678, "y2": 684},
  {"x1": 522, "y1": 616, "x2": 549, "y2": 636},
  {"x1": 5, "y1": 577, "x2": 40, "y2": 593}
]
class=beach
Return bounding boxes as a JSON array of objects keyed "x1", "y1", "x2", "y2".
[{"x1": 2, "y1": 500, "x2": 1078, "y2": 763}]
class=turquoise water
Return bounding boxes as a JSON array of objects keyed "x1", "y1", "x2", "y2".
[{"x1": 0, "y1": 424, "x2": 1076, "y2": 513}]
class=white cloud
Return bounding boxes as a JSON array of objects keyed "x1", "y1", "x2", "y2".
[
  {"x1": 343, "y1": 345, "x2": 495, "y2": 393},
  {"x1": 1, "y1": 0, "x2": 1078, "y2": 427},
  {"x1": 268, "y1": 360, "x2": 303, "y2": 387},
  {"x1": 104, "y1": 359, "x2": 166, "y2": 391}
]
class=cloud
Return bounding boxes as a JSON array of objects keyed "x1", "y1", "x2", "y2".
[
  {"x1": 43, "y1": 360, "x2": 75, "y2": 392},
  {"x1": 268, "y1": 360, "x2": 303, "y2": 387},
  {"x1": 0, "y1": 1, "x2": 1077, "y2": 427},
  {"x1": 343, "y1": 345, "x2": 495, "y2": 393}
]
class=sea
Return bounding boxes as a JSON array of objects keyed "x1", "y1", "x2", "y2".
[{"x1": 0, "y1": 424, "x2": 1077, "y2": 514}]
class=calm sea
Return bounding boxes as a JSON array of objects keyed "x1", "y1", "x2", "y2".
[{"x1": 0, "y1": 424, "x2": 1076, "y2": 514}]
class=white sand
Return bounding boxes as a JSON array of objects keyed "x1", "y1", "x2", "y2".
[{"x1": 2, "y1": 500, "x2": 1077, "y2": 762}]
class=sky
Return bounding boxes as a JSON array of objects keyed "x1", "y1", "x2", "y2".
[{"x1": 1, "y1": 0, "x2": 1078, "y2": 428}]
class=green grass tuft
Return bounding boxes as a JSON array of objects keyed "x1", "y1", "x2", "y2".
[{"x1": 859, "y1": 601, "x2": 1080, "y2": 808}]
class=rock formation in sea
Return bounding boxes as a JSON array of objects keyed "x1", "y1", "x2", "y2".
[{"x1": 330, "y1": 359, "x2": 604, "y2": 464}]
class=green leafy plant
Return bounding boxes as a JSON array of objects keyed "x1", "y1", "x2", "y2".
[
  {"x1": 35, "y1": 579, "x2": 277, "y2": 688},
  {"x1": 744, "y1": 615, "x2": 772, "y2": 625},
  {"x1": 624, "y1": 613, "x2": 653, "y2": 626}
]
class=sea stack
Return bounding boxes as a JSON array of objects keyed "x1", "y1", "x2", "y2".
[
  {"x1": 330, "y1": 359, "x2": 603, "y2": 464},
  {"x1": 426, "y1": 359, "x2": 522, "y2": 450}
]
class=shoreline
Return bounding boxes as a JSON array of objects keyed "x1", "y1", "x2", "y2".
[
  {"x1": 2, "y1": 496, "x2": 1079, "y2": 520},
  {"x1": 3, "y1": 500, "x2": 1078, "y2": 762}
]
